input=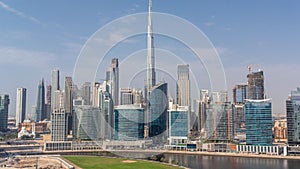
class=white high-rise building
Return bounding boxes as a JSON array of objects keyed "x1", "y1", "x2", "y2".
[
  {"x1": 51, "y1": 68, "x2": 60, "y2": 111},
  {"x1": 16, "y1": 88, "x2": 27, "y2": 127}
]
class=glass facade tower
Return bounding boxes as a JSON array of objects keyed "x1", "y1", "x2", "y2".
[
  {"x1": 0, "y1": 94, "x2": 10, "y2": 132},
  {"x1": 35, "y1": 79, "x2": 45, "y2": 122},
  {"x1": 114, "y1": 105, "x2": 144, "y2": 141},
  {"x1": 286, "y1": 87, "x2": 300, "y2": 145},
  {"x1": 168, "y1": 107, "x2": 188, "y2": 137},
  {"x1": 245, "y1": 99, "x2": 272, "y2": 146},
  {"x1": 149, "y1": 83, "x2": 168, "y2": 143}
]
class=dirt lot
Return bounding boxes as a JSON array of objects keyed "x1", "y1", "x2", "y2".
[{"x1": 2, "y1": 157, "x2": 67, "y2": 169}]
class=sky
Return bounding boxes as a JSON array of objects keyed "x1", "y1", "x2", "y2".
[{"x1": 0, "y1": 0, "x2": 300, "y2": 117}]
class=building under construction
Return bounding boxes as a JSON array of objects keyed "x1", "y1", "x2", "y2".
[{"x1": 247, "y1": 70, "x2": 264, "y2": 100}]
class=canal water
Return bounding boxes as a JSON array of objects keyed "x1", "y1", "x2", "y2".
[{"x1": 164, "y1": 153, "x2": 300, "y2": 169}]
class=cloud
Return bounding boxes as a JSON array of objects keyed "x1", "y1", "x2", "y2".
[
  {"x1": 204, "y1": 22, "x2": 215, "y2": 26},
  {"x1": 0, "y1": 1, "x2": 42, "y2": 25},
  {"x1": 0, "y1": 46, "x2": 56, "y2": 67},
  {"x1": 94, "y1": 29, "x2": 136, "y2": 47},
  {"x1": 63, "y1": 42, "x2": 83, "y2": 54}
]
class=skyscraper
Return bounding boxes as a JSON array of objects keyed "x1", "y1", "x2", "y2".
[
  {"x1": 146, "y1": 0, "x2": 156, "y2": 90},
  {"x1": 232, "y1": 84, "x2": 248, "y2": 133},
  {"x1": 45, "y1": 85, "x2": 52, "y2": 120},
  {"x1": 177, "y1": 64, "x2": 190, "y2": 106},
  {"x1": 149, "y1": 83, "x2": 168, "y2": 143},
  {"x1": 205, "y1": 92, "x2": 233, "y2": 141},
  {"x1": 100, "y1": 91, "x2": 114, "y2": 140},
  {"x1": 144, "y1": 0, "x2": 156, "y2": 138},
  {"x1": 80, "y1": 82, "x2": 91, "y2": 105},
  {"x1": 51, "y1": 108, "x2": 67, "y2": 141},
  {"x1": 73, "y1": 105, "x2": 100, "y2": 140},
  {"x1": 64, "y1": 76, "x2": 74, "y2": 114},
  {"x1": 245, "y1": 99, "x2": 272, "y2": 146},
  {"x1": 197, "y1": 90, "x2": 209, "y2": 133},
  {"x1": 106, "y1": 58, "x2": 119, "y2": 106},
  {"x1": 247, "y1": 70, "x2": 264, "y2": 100},
  {"x1": 233, "y1": 84, "x2": 248, "y2": 104},
  {"x1": 0, "y1": 94, "x2": 10, "y2": 132},
  {"x1": 16, "y1": 88, "x2": 27, "y2": 127},
  {"x1": 51, "y1": 68, "x2": 60, "y2": 112},
  {"x1": 46, "y1": 85, "x2": 52, "y2": 105},
  {"x1": 65, "y1": 76, "x2": 75, "y2": 134},
  {"x1": 168, "y1": 106, "x2": 188, "y2": 138},
  {"x1": 176, "y1": 64, "x2": 191, "y2": 131},
  {"x1": 92, "y1": 82, "x2": 101, "y2": 107},
  {"x1": 51, "y1": 91, "x2": 67, "y2": 141},
  {"x1": 35, "y1": 79, "x2": 45, "y2": 122},
  {"x1": 286, "y1": 87, "x2": 300, "y2": 145}
]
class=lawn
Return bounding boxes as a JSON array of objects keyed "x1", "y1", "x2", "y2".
[{"x1": 64, "y1": 156, "x2": 183, "y2": 169}]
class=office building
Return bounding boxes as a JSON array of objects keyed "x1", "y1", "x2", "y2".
[
  {"x1": 168, "y1": 105, "x2": 188, "y2": 145},
  {"x1": 114, "y1": 105, "x2": 144, "y2": 141},
  {"x1": 286, "y1": 87, "x2": 300, "y2": 145},
  {"x1": 205, "y1": 99, "x2": 233, "y2": 141},
  {"x1": 176, "y1": 64, "x2": 191, "y2": 131},
  {"x1": 0, "y1": 94, "x2": 10, "y2": 132},
  {"x1": 247, "y1": 70, "x2": 264, "y2": 100},
  {"x1": 245, "y1": 99, "x2": 272, "y2": 146},
  {"x1": 100, "y1": 91, "x2": 114, "y2": 140},
  {"x1": 232, "y1": 84, "x2": 248, "y2": 133},
  {"x1": 51, "y1": 108, "x2": 68, "y2": 141},
  {"x1": 149, "y1": 83, "x2": 168, "y2": 143},
  {"x1": 51, "y1": 92, "x2": 67, "y2": 141},
  {"x1": 73, "y1": 105, "x2": 100, "y2": 140},
  {"x1": 120, "y1": 88, "x2": 133, "y2": 105},
  {"x1": 15, "y1": 88, "x2": 27, "y2": 127},
  {"x1": 35, "y1": 79, "x2": 45, "y2": 122},
  {"x1": 233, "y1": 84, "x2": 248, "y2": 104},
  {"x1": 65, "y1": 76, "x2": 75, "y2": 134}
]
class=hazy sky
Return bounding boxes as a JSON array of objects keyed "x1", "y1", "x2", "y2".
[{"x1": 0, "y1": 0, "x2": 300, "y2": 117}]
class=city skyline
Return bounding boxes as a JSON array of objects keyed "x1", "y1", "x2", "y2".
[{"x1": 0, "y1": 1, "x2": 300, "y2": 116}]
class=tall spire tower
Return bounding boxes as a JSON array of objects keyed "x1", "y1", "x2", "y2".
[
  {"x1": 147, "y1": 0, "x2": 155, "y2": 90},
  {"x1": 144, "y1": 0, "x2": 156, "y2": 138}
]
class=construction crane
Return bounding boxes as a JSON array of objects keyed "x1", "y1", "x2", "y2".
[{"x1": 247, "y1": 64, "x2": 261, "y2": 74}]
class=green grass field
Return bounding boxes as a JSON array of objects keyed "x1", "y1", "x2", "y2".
[{"x1": 64, "y1": 156, "x2": 183, "y2": 169}]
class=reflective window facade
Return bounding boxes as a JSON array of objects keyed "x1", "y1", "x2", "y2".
[
  {"x1": 0, "y1": 94, "x2": 9, "y2": 132},
  {"x1": 114, "y1": 105, "x2": 144, "y2": 141},
  {"x1": 245, "y1": 100, "x2": 272, "y2": 146},
  {"x1": 169, "y1": 109, "x2": 188, "y2": 137}
]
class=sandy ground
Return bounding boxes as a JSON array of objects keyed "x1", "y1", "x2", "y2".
[
  {"x1": 122, "y1": 160, "x2": 137, "y2": 163},
  {"x1": 2, "y1": 157, "x2": 67, "y2": 169}
]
